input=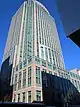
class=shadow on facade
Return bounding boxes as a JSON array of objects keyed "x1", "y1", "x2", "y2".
[
  {"x1": 42, "y1": 72, "x2": 80, "y2": 107},
  {"x1": 0, "y1": 57, "x2": 13, "y2": 102}
]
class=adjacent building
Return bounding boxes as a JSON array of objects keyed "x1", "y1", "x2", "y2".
[
  {"x1": 68, "y1": 69, "x2": 80, "y2": 92},
  {"x1": 68, "y1": 29, "x2": 80, "y2": 47},
  {"x1": 42, "y1": 72, "x2": 79, "y2": 106},
  {"x1": 0, "y1": 57, "x2": 13, "y2": 102}
]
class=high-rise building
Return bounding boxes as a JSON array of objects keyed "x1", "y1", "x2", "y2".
[{"x1": 2, "y1": 0, "x2": 65, "y2": 102}]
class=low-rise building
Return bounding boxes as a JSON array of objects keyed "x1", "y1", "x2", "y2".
[
  {"x1": 68, "y1": 69, "x2": 80, "y2": 92},
  {"x1": 42, "y1": 72, "x2": 79, "y2": 106}
]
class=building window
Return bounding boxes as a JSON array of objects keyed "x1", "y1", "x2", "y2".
[
  {"x1": 75, "y1": 80, "x2": 77, "y2": 87},
  {"x1": 45, "y1": 48, "x2": 48, "y2": 61},
  {"x1": 55, "y1": 52, "x2": 59, "y2": 67},
  {"x1": 36, "y1": 66, "x2": 41, "y2": 84},
  {"x1": 49, "y1": 71, "x2": 52, "y2": 74},
  {"x1": 23, "y1": 72, "x2": 26, "y2": 88},
  {"x1": 42, "y1": 69, "x2": 47, "y2": 73},
  {"x1": 72, "y1": 79, "x2": 74, "y2": 84},
  {"x1": 35, "y1": 58, "x2": 40, "y2": 64},
  {"x1": 48, "y1": 49, "x2": 52, "y2": 63},
  {"x1": 40, "y1": 36, "x2": 41, "y2": 44},
  {"x1": 16, "y1": 65, "x2": 18, "y2": 71},
  {"x1": 18, "y1": 72, "x2": 22, "y2": 89},
  {"x1": 52, "y1": 50, "x2": 55, "y2": 65},
  {"x1": 66, "y1": 74, "x2": 69, "y2": 79},
  {"x1": 13, "y1": 94, "x2": 16, "y2": 102},
  {"x1": 48, "y1": 62, "x2": 52, "y2": 69},
  {"x1": 23, "y1": 92, "x2": 25, "y2": 102},
  {"x1": 54, "y1": 72, "x2": 57, "y2": 76},
  {"x1": 53, "y1": 66, "x2": 56, "y2": 70},
  {"x1": 42, "y1": 60, "x2": 46, "y2": 67},
  {"x1": 18, "y1": 94, "x2": 20, "y2": 102},
  {"x1": 19, "y1": 62, "x2": 22, "y2": 69},
  {"x1": 36, "y1": 90, "x2": 41, "y2": 101},
  {"x1": 23, "y1": 59, "x2": 27, "y2": 67},
  {"x1": 41, "y1": 46, "x2": 44, "y2": 59},
  {"x1": 28, "y1": 66, "x2": 32, "y2": 87},
  {"x1": 61, "y1": 73, "x2": 64, "y2": 78},
  {"x1": 28, "y1": 58, "x2": 32, "y2": 63},
  {"x1": 28, "y1": 91, "x2": 31, "y2": 103},
  {"x1": 14, "y1": 74, "x2": 17, "y2": 91}
]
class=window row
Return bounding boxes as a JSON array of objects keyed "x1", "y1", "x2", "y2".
[
  {"x1": 58, "y1": 71, "x2": 70, "y2": 80},
  {"x1": 14, "y1": 66, "x2": 41, "y2": 91},
  {"x1": 71, "y1": 79, "x2": 80, "y2": 91},
  {"x1": 14, "y1": 56, "x2": 58, "y2": 73},
  {"x1": 13, "y1": 90, "x2": 41, "y2": 102},
  {"x1": 70, "y1": 72, "x2": 80, "y2": 80}
]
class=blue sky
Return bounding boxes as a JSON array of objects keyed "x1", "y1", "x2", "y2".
[{"x1": 0, "y1": 0, "x2": 80, "y2": 70}]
